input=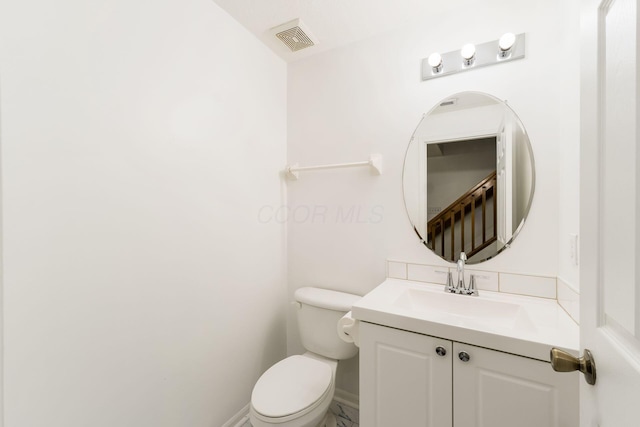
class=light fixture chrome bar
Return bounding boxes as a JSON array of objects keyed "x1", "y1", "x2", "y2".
[{"x1": 422, "y1": 33, "x2": 526, "y2": 81}]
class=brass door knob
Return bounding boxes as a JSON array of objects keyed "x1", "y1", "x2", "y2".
[{"x1": 550, "y1": 348, "x2": 597, "y2": 385}]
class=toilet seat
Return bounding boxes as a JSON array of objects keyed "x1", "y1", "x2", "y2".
[{"x1": 251, "y1": 355, "x2": 333, "y2": 419}]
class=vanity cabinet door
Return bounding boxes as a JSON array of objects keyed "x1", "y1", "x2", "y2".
[
  {"x1": 452, "y1": 342, "x2": 578, "y2": 427},
  {"x1": 359, "y1": 322, "x2": 452, "y2": 427}
]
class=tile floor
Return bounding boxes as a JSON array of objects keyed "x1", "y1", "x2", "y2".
[
  {"x1": 242, "y1": 399, "x2": 359, "y2": 427},
  {"x1": 330, "y1": 400, "x2": 359, "y2": 427}
]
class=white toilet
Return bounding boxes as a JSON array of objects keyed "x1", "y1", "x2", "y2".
[{"x1": 250, "y1": 287, "x2": 361, "y2": 427}]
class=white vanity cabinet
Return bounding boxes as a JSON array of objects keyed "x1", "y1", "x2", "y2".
[
  {"x1": 360, "y1": 322, "x2": 578, "y2": 427},
  {"x1": 359, "y1": 321, "x2": 453, "y2": 426}
]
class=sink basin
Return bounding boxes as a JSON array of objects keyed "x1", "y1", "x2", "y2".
[{"x1": 393, "y1": 287, "x2": 535, "y2": 332}]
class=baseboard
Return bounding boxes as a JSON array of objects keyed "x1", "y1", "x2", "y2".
[
  {"x1": 221, "y1": 403, "x2": 250, "y2": 427},
  {"x1": 333, "y1": 388, "x2": 359, "y2": 409}
]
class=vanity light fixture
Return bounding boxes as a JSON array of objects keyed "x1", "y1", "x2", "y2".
[
  {"x1": 422, "y1": 33, "x2": 526, "y2": 81},
  {"x1": 428, "y1": 52, "x2": 443, "y2": 73},
  {"x1": 461, "y1": 43, "x2": 476, "y2": 66}
]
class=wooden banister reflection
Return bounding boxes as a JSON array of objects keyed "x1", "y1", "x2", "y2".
[{"x1": 427, "y1": 171, "x2": 497, "y2": 261}]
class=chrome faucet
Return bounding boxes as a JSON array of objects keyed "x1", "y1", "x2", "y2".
[
  {"x1": 443, "y1": 252, "x2": 479, "y2": 296},
  {"x1": 456, "y1": 252, "x2": 467, "y2": 293}
]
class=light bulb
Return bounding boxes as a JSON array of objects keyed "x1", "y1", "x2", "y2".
[
  {"x1": 499, "y1": 32, "x2": 516, "y2": 52},
  {"x1": 461, "y1": 43, "x2": 476, "y2": 65},
  {"x1": 428, "y1": 52, "x2": 442, "y2": 68},
  {"x1": 461, "y1": 44, "x2": 476, "y2": 60}
]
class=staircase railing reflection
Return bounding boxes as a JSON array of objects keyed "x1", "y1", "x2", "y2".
[{"x1": 427, "y1": 171, "x2": 497, "y2": 261}]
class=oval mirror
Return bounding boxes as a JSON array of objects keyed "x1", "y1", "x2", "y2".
[{"x1": 403, "y1": 92, "x2": 535, "y2": 264}]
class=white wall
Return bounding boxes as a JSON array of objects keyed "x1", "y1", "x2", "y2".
[
  {"x1": 0, "y1": 1, "x2": 287, "y2": 426},
  {"x1": 287, "y1": 0, "x2": 580, "y2": 394},
  {"x1": 556, "y1": 0, "x2": 582, "y2": 290}
]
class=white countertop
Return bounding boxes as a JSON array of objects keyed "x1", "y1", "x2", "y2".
[{"x1": 351, "y1": 278, "x2": 579, "y2": 361}]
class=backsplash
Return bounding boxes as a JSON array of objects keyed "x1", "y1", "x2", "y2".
[
  {"x1": 387, "y1": 260, "x2": 580, "y2": 324},
  {"x1": 557, "y1": 277, "x2": 580, "y2": 324}
]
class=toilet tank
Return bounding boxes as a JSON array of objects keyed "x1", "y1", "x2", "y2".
[{"x1": 294, "y1": 287, "x2": 361, "y2": 360}]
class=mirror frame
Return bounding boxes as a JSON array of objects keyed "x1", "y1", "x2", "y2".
[{"x1": 402, "y1": 91, "x2": 536, "y2": 264}]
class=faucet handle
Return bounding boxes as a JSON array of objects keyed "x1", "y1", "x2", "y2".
[
  {"x1": 445, "y1": 272, "x2": 454, "y2": 293},
  {"x1": 468, "y1": 275, "x2": 479, "y2": 296}
]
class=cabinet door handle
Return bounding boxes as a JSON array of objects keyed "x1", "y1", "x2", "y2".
[
  {"x1": 458, "y1": 351, "x2": 470, "y2": 362},
  {"x1": 435, "y1": 346, "x2": 447, "y2": 357}
]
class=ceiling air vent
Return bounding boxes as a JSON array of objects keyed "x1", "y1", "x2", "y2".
[{"x1": 271, "y1": 19, "x2": 317, "y2": 52}]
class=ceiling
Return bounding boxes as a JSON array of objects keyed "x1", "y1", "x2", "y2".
[{"x1": 212, "y1": 0, "x2": 435, "y2": 62}]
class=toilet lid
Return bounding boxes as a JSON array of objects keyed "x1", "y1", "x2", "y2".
[{"x1": 251, "y1": 355, "x2": 332, "y2": 418}]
